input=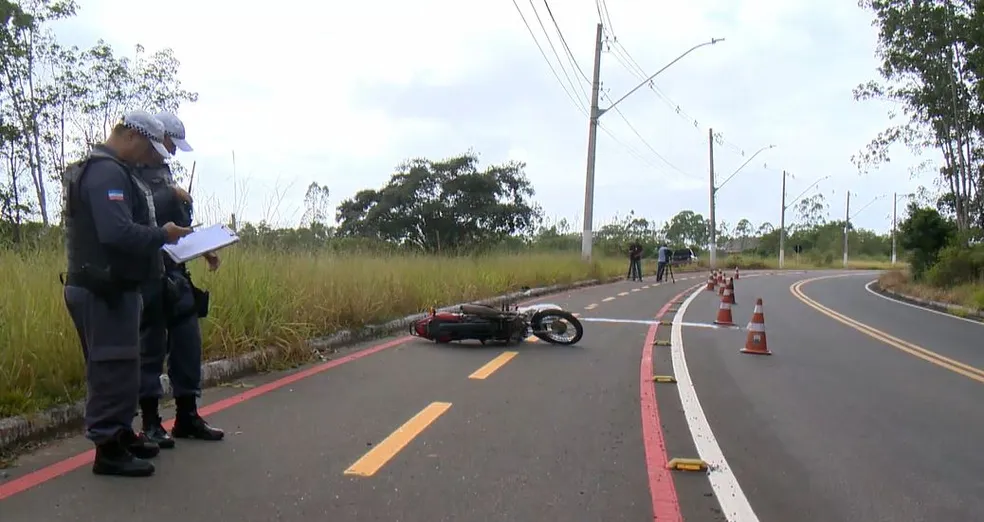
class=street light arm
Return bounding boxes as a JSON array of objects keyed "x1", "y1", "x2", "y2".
[
  {"x1": 715, "y1": 144, "x2": 775, "y2": 191},
  {"x1": 599, "y1": 38, "x2": 725, "y2": 116},
  {"x1": 850, "y1": 194, "x2": 885, "y2": 221},
  {"x1": 784, "y1": 175, "x2": 831, "y2": 211}
]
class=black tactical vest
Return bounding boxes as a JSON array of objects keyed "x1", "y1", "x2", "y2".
[
  {"x1": 62, "y1": 147, "x2": 163, "y2": 283},
  {"x1": 133, "y1": 163, "x2": 193, "y2": 228}
]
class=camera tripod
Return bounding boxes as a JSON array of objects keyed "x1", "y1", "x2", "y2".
[{"x1": 662, "y1": 260, "x2": 675, "y2": 284}]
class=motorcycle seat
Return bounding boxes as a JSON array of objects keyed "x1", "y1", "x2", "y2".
[{"x1": 460, "y1": 304, "x2": 505, "y2": 318}]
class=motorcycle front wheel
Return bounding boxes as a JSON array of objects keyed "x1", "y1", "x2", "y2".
[{"x1": 530, "y1": 310, "x2": 584, "y2": 345}]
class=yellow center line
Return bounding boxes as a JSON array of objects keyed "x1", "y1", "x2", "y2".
[
  {"x1": 602, "y1": 297, "x2": 616, "y2": 302},
  {"x1": 525, "y1": 335, "x2": 540, "y2": 343},
  {"x1": 468, "y1": 351, "x2": 519, "y2": 380},
  {"x1": 344, "y1": 401, "x2": 452, "y2": 477},
  {"x1": 790, "y1": 275, "x2": 984, "y2": 384}
]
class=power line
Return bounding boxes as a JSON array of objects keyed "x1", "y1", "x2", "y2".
[
  {"x1": 526, "y1": 0, "x2": 586, "y2": 111},
  {"x1": 598, "y1": 8, "x2": 752, "y2": 160},
  {"x1": 601, "y1": 92, "x2": 699, "y2": 180},
  {"x1": 509, "y1": 0, "x2": 587, "y2": 115},
  {"x1": 513, "y1": 2, "x2": 695, "y2": 181},
  {"x1": 542, "y1": 0, "x2": 590, "y2": 85}
]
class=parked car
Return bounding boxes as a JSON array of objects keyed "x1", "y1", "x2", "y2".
[{"x1": 670, "y1": 248, "x2": 698, "y2": 265}]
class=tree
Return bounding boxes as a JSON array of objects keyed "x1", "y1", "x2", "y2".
[
  {"x1": 853, "y1": 0, "x2": 982, "y2": 232},
  {"x1": 300, "y1": 182, "x2": 330, "y2": 228},
  {"x1": 898, "y1": 202, "x2": 958, "y2": 278},
  {"x1": 0, "y1": 0, "x2": 198, "y2": 232},
  {"x1": 661, "y1": 210, "x2": 708, "y2": 250},
  {"x1": 335, "y1": 152, "x2": 543, "y2": 252},
  {"x1": 734, "y1": 218, "x2": 754, "y2": 249},
  {"x1": 794, "y1": 193, "x2": 829, "y2": 229}
]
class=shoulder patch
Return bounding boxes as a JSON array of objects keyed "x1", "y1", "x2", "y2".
[{"x1": 107, "y1": 189, "x2": 125, "y2": 201}]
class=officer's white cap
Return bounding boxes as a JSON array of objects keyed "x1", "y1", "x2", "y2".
[
  {"x1": 154, "y1": 112, "x2": 193, "y2": 152},
  {"x1": 121, "y1": 110, "x2": 171, "y2": 159}
]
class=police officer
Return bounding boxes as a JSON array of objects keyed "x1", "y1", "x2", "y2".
[
  {"x1": 136, "y1": 111, "x2": 224, "y2": 450},
  {"x1": 61, "y1": 110, "x2": 193, "y2": 477}
]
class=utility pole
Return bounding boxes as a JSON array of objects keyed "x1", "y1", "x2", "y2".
[
  {"x1": 891, "y1": 192, "x2": 897, "y2": 265},
  {"x1": 580, "y1": 23, "x2": 604, "y2": 262},
  {"x1": 842, "y1": 190, "x2": 851, "y2": 268},
  {"x1": 779, "y1": 170, "x2": 787, "y2": 268},
  {"x1": 708, "y1": 127, "x2": 716, "y2": 269}
]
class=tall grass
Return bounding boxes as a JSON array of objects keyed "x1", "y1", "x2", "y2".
[
  {"x1": 0, "y1": 246, "x2": 633, "y2": 417},
  {"x1": 0, "y1": 245, "x2": 893, "y2": 418}
]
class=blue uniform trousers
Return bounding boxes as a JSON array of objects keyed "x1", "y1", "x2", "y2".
[
  {"x1": 63, "y1": 286, "x2": 143, "y2": 444},
  {"x1": 138, "y1": 268, "x2": 203, "y2": 400}
]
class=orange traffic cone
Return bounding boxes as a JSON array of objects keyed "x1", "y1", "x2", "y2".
[
  {"x1": 718, "y1": 276, "x2": 726, "y2": 296},
  {"x1": 705, "y1": 273, "x2": 716, "y2": 291},
  {"x1": 734, "y1": 266, "x2": 740, "y2": 280},
  {"x1": 713, "y1": 294, "x2": 735, "y2": 326},
  {"x1": 741, "y1": 298, "x2": 772, "y2": 355},
  {"x1": 726, "y1": 277, "x2": 737, "y2": 305}
]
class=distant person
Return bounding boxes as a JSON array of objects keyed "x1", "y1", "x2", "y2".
[
  {"x1": 61, "y1": 110, "x2": 192, "y2": 477},
  {"x1": 657, "y1": 243, "x2": 672, "y2": 282},
  {"x1": 627, "y1": 240, "x2": 643, "y2": 281},
  {"x1": 135, "y1": 111, "x2": 225, "y2": 452}
]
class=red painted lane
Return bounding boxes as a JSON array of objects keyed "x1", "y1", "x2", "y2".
[
  {"x1": 0, "y1": 336, "x2": 413, "y2": 501},
  {"x1": 640, "y1": 285, "x2": 698, "y2": 522}
]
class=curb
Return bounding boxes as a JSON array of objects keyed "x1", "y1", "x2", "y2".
[
  {"x1": 0, "y1": 275, "x2": 627, "y2": 453},
  {"x1": 870, "y1": 281, "x2": 984, "y2": 323}
]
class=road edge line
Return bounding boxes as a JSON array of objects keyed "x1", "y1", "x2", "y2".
[
  {"x1": 672, "y1": 285, "x2": 760, "y2": 522},
  {"x1": 864, "y1": 280, "x2": 984, "y2": 326},
  {"x1": 640, "y1": 284, "x2": 700, "y2": 522}
]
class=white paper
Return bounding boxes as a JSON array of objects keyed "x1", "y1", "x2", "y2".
[{"x1": 162, "y1": 223, "x2": 240, "y2": 264}]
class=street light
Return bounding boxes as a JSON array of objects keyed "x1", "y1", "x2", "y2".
[
  {"x1": 580, "y1": 33, "x2": 726, "y2": 261},
  {"x1": 709, "y1": 144, "x2": 776, "y2": 268},
  {"x1": 715, "y1": 145, "x2": 776, "y2": 192},
  {"x1": 779, "y1": 173, "x2": 830, "y2": 268}
]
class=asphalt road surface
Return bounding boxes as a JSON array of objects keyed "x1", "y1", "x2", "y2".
[{"x1": 2, "y1": 269, "x2": 982, "y2": 522}]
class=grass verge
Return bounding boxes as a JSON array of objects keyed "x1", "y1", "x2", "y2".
[
  {"x1": 878, "y1": 270, "x2": 984, "y2": 312},
  {"x1": 1, "y1": 246, "x2": 891, "y2": 418}
]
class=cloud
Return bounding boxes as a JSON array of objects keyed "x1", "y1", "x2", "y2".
[{"x1": 49, "y1": 0, "x2": 929, "y2": 233}]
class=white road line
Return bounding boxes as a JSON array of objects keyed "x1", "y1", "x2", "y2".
[
  {"x1": 602, "y1": 297, "x2": 616, "y2": 302},
  {"x1": 672, "y1": 286, "x2": 759, "y2": 522},
  {"x1": 864, "y1": 280, "x2": 984, "y2": 327}
]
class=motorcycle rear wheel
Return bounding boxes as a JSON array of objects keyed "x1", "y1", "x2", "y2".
[{"x1": 530, "y1": 310, "x2": 584, "y2": 345}]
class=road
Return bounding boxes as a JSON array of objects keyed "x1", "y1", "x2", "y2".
[{"x1": 1, "y1": 269, "x2": 982, "y2": 521}]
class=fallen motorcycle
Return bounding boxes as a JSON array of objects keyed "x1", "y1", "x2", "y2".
[{"x1": 410, "y1": 302, "x2": 584, "y2": 346}]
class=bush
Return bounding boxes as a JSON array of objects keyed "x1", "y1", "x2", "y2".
[{"x1": 925, "y1": 245, "x2": 984, "y2": 287}]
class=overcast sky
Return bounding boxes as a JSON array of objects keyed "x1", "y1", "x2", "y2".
[{"x1": 52, "y1": 0, "x2": 932, "y2": 234}]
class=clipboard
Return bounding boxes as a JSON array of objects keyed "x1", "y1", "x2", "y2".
[{"x1": 162, "y1": 223, "x2": 241, "y2": 264}]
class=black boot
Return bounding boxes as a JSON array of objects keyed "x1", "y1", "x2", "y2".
[
  {"x1": 140, "y1": 397, "x2": 175, "y2": 449},
  {"x1": 119, "y1": 428, "x2": 160, "y2": 459},
  {"x1": 172, "y1": 396, "x2": 224, "y2": 441},
  {"x1": 92, "y1": 433, "x2": 156, "y2": 477}
]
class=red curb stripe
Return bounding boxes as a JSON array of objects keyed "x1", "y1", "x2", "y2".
[
  {"x1": 0, "y1": 336, "x2": 412, "y2": 501},
  {"x1": 640, "y1": 286, "x2": 696, "y2": 522}
]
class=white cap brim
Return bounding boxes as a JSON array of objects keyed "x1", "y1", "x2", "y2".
[
  {"x1": 173, "y1": 137, "x2": 193, "y2": 152},
  {"x1": 150, "y1": 140, "x2": 172, "y2": 159}
]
